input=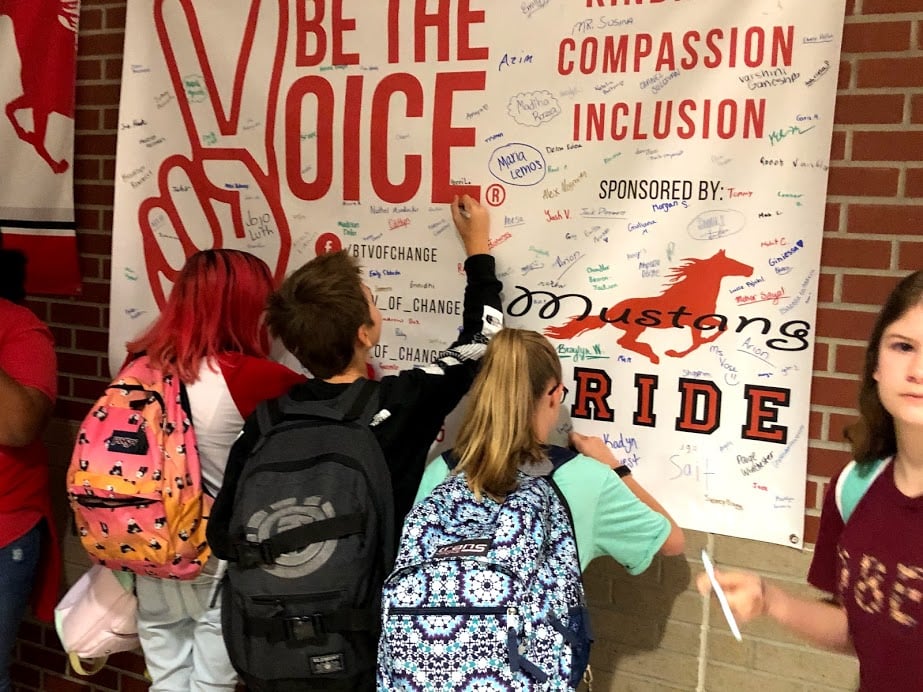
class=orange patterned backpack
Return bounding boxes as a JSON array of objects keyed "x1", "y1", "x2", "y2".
[{"x1": 66, "y1": 355, "x2": 210, "y2": 579}]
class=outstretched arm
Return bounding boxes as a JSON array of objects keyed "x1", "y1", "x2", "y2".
[
  {"x1": 0, "y1": 367, "x2": 52, "y2": 446},
  {"x1": 569, "y1": 431, "x2": 685, "y2": 556},
  {"x1": 446, "y1": 193, "x2": 503, "y2": 350},
  {"x1": 696, "y1": 569, "x2": 852, "y2": 652}
]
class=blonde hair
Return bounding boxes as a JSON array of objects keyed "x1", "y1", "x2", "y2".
[{"x1": 453, "y1": 329, "x2": 562, "y2": 500}]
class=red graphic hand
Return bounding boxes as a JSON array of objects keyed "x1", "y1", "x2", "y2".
[{"x1": 138, "y1": 0, "x2": 291, "y2": 308}]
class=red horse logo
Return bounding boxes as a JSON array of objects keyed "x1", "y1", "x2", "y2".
[
  {"x1": 1, "y1": 0, "x2": 78, "y2": 173},
  {"x1": 545, "y1": 250, "x2": 754, "y2": 364}
]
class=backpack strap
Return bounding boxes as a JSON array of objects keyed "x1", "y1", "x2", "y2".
[
  {"x1": 234, "y1": 379, "x2": 382, "y2": 568},
  {"x1": 234, "y1": 512, "x2": 368, "y2": 569},
  {"x1": 442, "y1": 444, "x2": 579, "y2": 472},
  {"x1": 245, "y1": 607, "x2": 380, "y2": 644},
  {"x1": 835, "y1": 457, "x2": 891, "y2": 523},
  {"x1": 257, "y1": 378, "x2": 379, "y2": 433}
]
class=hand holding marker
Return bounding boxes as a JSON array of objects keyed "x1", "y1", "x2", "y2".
[{"x1": 701, "y1": 550, "x2": 743, "y2": 641}]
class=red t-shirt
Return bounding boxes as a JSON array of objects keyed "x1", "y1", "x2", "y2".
[
  {"x1": 808, "y1": 462, "x2": 923, "y2": 692},
  {"x1": 0, "y1": 299, "x2": 60, "y2": 620}
]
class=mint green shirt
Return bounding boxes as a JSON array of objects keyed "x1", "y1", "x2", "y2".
[{"x1": 413, "y1": 454, "x2": 671, "y2": 574}]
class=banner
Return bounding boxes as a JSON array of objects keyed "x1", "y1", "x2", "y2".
[
  {"x1": 0, "y1": 0, "x2": 81, "y2": 295},
  {"x1": 112, "y1": 0, "x2": 846, "y2": 546}
]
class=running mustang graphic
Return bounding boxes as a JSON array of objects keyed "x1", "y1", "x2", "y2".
[
  {"x1": 544, "y1": 250, "x2": 754, "y2": 364},
  {"x1": 2, "y1": 0, "x2": 79, "y2": 173}
]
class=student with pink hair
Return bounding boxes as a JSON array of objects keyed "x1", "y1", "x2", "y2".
[{"x1": 126, "y1": 249, "x2": 304, "y2": 691}]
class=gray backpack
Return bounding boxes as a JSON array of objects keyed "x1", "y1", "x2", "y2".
[{"x1": 220, "y1": 379, "x2": 394, "y2": 692}]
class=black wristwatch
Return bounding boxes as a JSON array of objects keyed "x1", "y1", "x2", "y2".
[{"x1": 614, "y1": 465, "x2": 632, "y2": 478}]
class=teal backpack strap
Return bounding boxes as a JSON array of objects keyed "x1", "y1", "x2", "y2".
[{"x1": 835, "y1": 457, "x2": 891, "y2": 523}]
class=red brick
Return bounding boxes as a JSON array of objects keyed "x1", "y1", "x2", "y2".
[
  {"x1": 907, "y1": 168, "x2": 923, "y2": 198},
  {"x1": 73, "y1": 107, "x2": 101, "y2": 131},
  {"x1": 807, "y1": 445, "x2": 852, "y2": 477},
  {"x1": 812, "y1": 341, "x2": 830, "y2": 371},
  {"x1": 105, "y1": 651, "x2": 149, "y2": 676},
  {"x1": 842, "y1": 21, "x2": 912, "y2": 53},
  {"x1": 75, "y1": 133, "x2": 118, "y2": 158},
  {"x1": 78, "y1": 256, "x2": 102, "y2": 280},
  {"x1": 75, "y1": 280, "x2": 111, "y2": 304},
  {"x1": 78, "y1": 8, "x2": 104, "y2": 31},
  {"x1": 106, "y1": 5, "x2": 128, "y2": 30},
  {"x1": 834, "y1": 94, "x2": 904, "y2": 125},
  {"x1": 105, "y1": 58, "x2": 124, "y2": 81},
  {"x1": 80, "y1": 664, "x2": 120, "y2": 690},
  {"x1": 104, "y1": 107, "x2": 120, "y2": 130},
  {"x1": 808, "y1": 410, "x2": 823, "y2": 440},
  {"x1": 804, "y1": 513, "x2": 821, "y2": 545},
  {"x1": 829, "y1": 130, "x2": 846, "y2": 161},
  {"x1": 74, "y1": 83, "x2": 122, "y2": 108},
  {"x1": 77, "y1": 231, "x2": 113, "y2": 256},
  {"x1": 41, "y1": 673, "x2": 93, "y2": 691},
  {"x1": 49, "y1": 303, "x2": 102, "y2": 328},
  {"x1": 823, "y1": 202, "x2": 840, "y2": 232},
  {"x1": 49, "y1": 326, "x2": 74, "y2": 349},
  {"x1": 18, "y1": 643, "x2": 66, "y2": 672},
  {"x1": 853, "y1": 131, "x2": 923, "y2": 162},
  {"x1": 816, "y1": 307, "x2": 878, "y2": 342},
  {"x1": 817, "y1": 271, "x2": 836, "y2": 303},
  {"x1": 819, "y1": 237, "x2": 892, "y2": 269},
  {"x1": 72, "y1": 376, "x2": 112, "y2": 400},
  {"x1": 835, "y1": 344, "x2": 867, "y2": 377},
  {"x1": 75, "y1": 58, "x2": 101, "y2": 81},
  {"x1": 863, "y1": 0, "x2": 923, "y2": 11},
  {"x1": 57, "y1": 352, "x2": 101, "y2": 377},
  {"x1": 56, "y1": 398, "x2": 94, "y2": 421},
  {"x1": 72, "y1": 157, "x2": 101, "y2": 182},
  {"x1": 847, "y1": 203, "x2": 923, "y2": 235},
  {"x1": 842, "y1": 273, "x2": 905, "y2": 306},
  {"x1": 806, "y1": 479, "x2": 820, "y2": 509},
  {"x1": 899, "y1": 241, "x2": 923, "y2": 271},
  {"x1": 9, "y1": 661, "x2": 41, "y2": 688},
  {"x1": 829, "y1": 412, "x2": 858, "y2": 444},
  {"x1": 837, "y1": 60, "x2": 851, "y2": 90},
  {"x1": 117, "y1": 674, "x2": 153, "y2": 692},
  {"x1": 74, "y1": 328, "x2": 110, "y2": 353},
  {"x1": 827, "y1": 166, "x2": 899, "y2": 197},
  {"x1": 77, "y1": 32, "x2": 125, "y2": 57},
  {"x1": 15, "y1": 622, "x2": 43, "y2": 646},
  {"x1": 75, "y1": 207, "x2": 101, "y2": 230},
  {"x1": 912, "y1": 94, "x2": 923, "y2": 124}
]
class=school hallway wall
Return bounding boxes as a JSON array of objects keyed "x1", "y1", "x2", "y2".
[{"x1": 10, "y1": 0, "x2": 923, "y2": 689}]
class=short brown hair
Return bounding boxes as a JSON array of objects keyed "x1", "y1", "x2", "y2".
[{"x1": 266, "y1": 250, "x2": 372, "y2": 379}]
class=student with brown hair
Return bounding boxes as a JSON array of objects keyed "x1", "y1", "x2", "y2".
[
  {"x1": 206, "y1": 195, "x2": 502, "y2": 690},
  {"x1": 697, "y1": 270, "x2": 923, "y2": 692}
]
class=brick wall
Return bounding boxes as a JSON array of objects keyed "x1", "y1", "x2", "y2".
[{"x1": 10, "y1": 0, "x2": 923, "y2": 690}]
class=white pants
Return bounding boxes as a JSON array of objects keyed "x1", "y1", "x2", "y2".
[{"x1": 136, "y1": 564, "x2": 236, "y2": 692}]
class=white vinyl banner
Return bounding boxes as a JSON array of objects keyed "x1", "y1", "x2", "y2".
[{"x1": 112, "y1": 0, "x2": 846, "y2": 547}]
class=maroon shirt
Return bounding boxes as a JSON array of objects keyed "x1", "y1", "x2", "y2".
[{"x1": 808, "y1": 461, "x2": 923, "y2": 692}]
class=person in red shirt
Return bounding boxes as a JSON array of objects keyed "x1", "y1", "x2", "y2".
[
  {"x1": 0, "y1": 248, "x2": 59, "y2": 692},
  {"x1": 696, "y1": 270, "x2": 923, "y2": 692}
]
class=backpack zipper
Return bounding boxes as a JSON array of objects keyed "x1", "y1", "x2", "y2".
[
  {"x1": 387, "y1": 605, "x2": 511, "y2": 617},
  {"x1": 74, "y1": 496, "x2": 156, "y2": 509}
]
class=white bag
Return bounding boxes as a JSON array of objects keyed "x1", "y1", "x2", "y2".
[{"x1": 54, "y1": 565, "x2": 139, "y2": 675}]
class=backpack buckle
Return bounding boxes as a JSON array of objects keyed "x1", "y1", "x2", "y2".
[
  {"x1": 236, "y1": 540, "x2": 275, "y2": 569},
  {"x1": 285, "y1": 614, "x2": 325, "y2": 642}
]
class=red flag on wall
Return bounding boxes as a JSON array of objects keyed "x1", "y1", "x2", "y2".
[{"x1": 0, "y1": 0, "x2": 81, "y2": 295}]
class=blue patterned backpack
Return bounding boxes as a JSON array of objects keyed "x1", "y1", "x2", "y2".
[{"x1": 377, "y1": 456, "x2": 592, "y2": 690}]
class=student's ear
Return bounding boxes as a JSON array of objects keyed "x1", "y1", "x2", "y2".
[{"x1": 356, "y1": 323, "x2": 374, "y2": 350}]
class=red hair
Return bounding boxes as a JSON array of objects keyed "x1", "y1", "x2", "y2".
[{"x1": 126, "y1": 249, "x2": 274, "y2": 382}]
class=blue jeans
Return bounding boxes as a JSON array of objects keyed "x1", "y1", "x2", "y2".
[{"x1": 0, "y1": 523, "x2": 41, "y2": 692}]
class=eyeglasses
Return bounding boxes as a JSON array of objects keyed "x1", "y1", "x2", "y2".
[{"x1": 548, "y1": 383, "x2": 569, "y2": 403}]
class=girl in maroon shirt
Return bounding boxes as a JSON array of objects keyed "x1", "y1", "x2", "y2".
[{"x1": 697, "y1": 270, "x2": 923, "y2": 692}]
